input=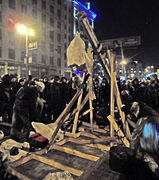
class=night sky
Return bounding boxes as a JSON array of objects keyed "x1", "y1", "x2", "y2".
[{"x1": 82, "y1": 0, "x2": 159, "y2": 67}]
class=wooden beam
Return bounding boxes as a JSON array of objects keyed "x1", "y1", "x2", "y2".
[
  {"x1": 82, "y1": 122, "x2": 99, "y2": 129},
  {"x1": 52, "y1": 144, "x2": 99, "y2": 162},
  {"x1": 72, "y1": 89, "x2": 84, "y2": 134},
  {"x1": 11, "y1": 154, "x2": 34, "y2": 168},
  {"x1": 114, "y1": 75, "x2": 131, "y2": 139},
  {"x1": 107, "y1": 115, "x2": 130, "y2": 147},
  {"x1": 108, "y1": 50, "x2": 115, "y2": 147},
  {"x1": 68, "y1": 138, "x2": 110, "y2": 151},
  {"x1": 7, "y1": 166, "x2": 31, "y2": 180},
  {"x1": 80, "y1": 108, "x2": 94, "y2": 117},
  {"x1": 32, "y1": 154, "x2": 83, "y2": 177},
  {"x1": 46, "y1": 86, "x2": 83, "y2": 152}
]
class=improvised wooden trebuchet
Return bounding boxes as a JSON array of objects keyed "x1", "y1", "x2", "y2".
[
  {"x1": 46, "y1": 12, "x2": 131, "y2": 153},
  {"x1": 76, "y1": 11, "x2": 131, "y2": 147}
]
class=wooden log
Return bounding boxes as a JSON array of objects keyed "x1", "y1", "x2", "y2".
[
  {"x1": 32, "y1": 154, "x2": 83, "y2": 177},
  {"x1": 72, "y1": 89, "x2": 84, "y2": 134},
  {"x1": 108, "y1": 50, "x2": 115, "y2": 147},
  {"x1": 82, "y1": 121, "x2": 99, "y2": 129},
  {"x1": 114, "y1": 75, "x2": 131, "y2": 139},
  {"x1": 7, "y1": 166, "x2": 31, "y2": 180},
  {"x1": 46, "y1": 75, "x2": 89, "y2": 153},
  {"x1": 52, "y1": 144, "x2": 99, "y2": 162},
  {"x1": 107, "y1": 115, "x2": 130, "y2": 147},
  {"x1": 68, "y1": 137, "x2": 110, "y2": 151},
  {"x1": 11, "y1": 154, "x2": 34, "y2": 168},
  {"x1": 72, "y1": 73, "x2": 85, "y2": 134}
]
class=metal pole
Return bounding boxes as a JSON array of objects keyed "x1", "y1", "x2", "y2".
[{"x1": 25, "y1": 31, "x2": 29, "y2": 78}]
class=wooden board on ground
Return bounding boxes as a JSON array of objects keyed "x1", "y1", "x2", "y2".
[{"x1": 6, "y1": 127, "x2": 111, "y2": 180}]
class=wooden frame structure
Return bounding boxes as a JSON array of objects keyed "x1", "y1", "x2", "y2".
[{"x1": 4, "y1": 11, "x2": 133, "y2": 180}]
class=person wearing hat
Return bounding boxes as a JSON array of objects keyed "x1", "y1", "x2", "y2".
[
  {"x1": 34, "y1": 81, "x2": 46, "y2": 121},
  {"x1": 145, "y1": 80, "x2": 159, "y2": 111},
  {"x1": 10, "y1": 81, "x2": 38, "y2": 142},
  {"x1": 0, "y1": 74, "x2": 14, "y2": 122}
]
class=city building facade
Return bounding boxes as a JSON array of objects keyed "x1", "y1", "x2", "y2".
[
  {"x1": 98, "y1": 36, "x2": 143, "y2": 80},
  {"x1": 0, "y1": 0, "x2": 74, "y2": 79}
]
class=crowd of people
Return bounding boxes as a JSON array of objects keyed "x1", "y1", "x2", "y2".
[
  {"x1": 0, "y1": 72, "x2": 159, "y2": 141},
  {"x1": 118, "y1": 77, "x2": 159, "y2": 113}
]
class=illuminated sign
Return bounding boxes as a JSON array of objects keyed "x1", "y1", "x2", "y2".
[{"x1": 73, "y1": 0, "x2": 97, "y2": 20}]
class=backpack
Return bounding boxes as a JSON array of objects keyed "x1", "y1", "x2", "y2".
[{"x1": 28, "y1": 133, "x2": 49, "y2": 151}]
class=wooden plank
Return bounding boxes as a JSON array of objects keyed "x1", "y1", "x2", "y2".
[
  {"x1": 68, "y1": 138, "x2": 110, "y2": 151},
  {"x1": 80, "y1": 132, "x2": 116, "y2": 143},
  {"x1": 46, "y1": 87, "x2": 83, "y2": 152},
  {"x1": 11, "y1": 154, "x2": 34, "y2": 168},
  {"x1": 32, "y1": 154, "x2": 83, "y2": 177},
  {"x1": 81, "y1": 108, "x2": 94, "y2": 118},
  {"x1": 80, "y1": 131, "x2": 99, "y2": 139},
  {"x1": 62, "y1": 142, "x2": 105, "y2": 157},
  {"x1": 114, "y1": 75, "x2": 131, "y2": 139},
  {"x1": 72, "y1": 89, "x2": 84, "y2": 134},
  {"x1": 7, "y1": 166, "x2": 31, "y2": 180},
  {"x1": 64, "y1": 132, "x2": 81, "y2": 138},
  {"x1": 81, "y1": 126, "x2": 107, "y2": 134},
  {"x1": 107, "y1": 115, "x2": 130, "y2": 147},
  {"x1": 82, "y1": 122, "x2": 99, "y2": 129},
  {"x1": 108, "y1": 50, "x2": 115, "y2": 147},
  {"x1": 52, "y1": 144, "x2": 99, "y2": 162}
]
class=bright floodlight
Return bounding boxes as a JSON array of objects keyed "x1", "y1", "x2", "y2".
[
  {"x1": 29, "y1": 29, "x2": 34, "y2": 36},
  {"x1": 17, "y1": 24, "x2": 26, "y2": 34},
  {"x1": 120, "y1": 60, "x2": 127, "y2": 65}
]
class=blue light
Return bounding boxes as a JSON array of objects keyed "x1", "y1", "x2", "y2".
[
  {"x1": 73, "y1": 70, "x2": 83, "y2": 75},
  {"x1": 73, "y1": 0, "x2": 97, "y2": 19}
]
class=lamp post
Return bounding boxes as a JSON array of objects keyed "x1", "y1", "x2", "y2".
[
  {"x1": 16, "y1": 24, "x2": 34, "y2": 77},
  {"x1": 120, "y1": 60, "x2": 127, "y2": 78}
]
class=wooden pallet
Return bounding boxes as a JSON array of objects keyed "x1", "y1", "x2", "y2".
[{"x1": 6, "y1": 126, "x2": 111, "y2": 180}]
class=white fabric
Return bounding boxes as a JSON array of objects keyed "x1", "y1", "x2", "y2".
[
  {"x1": 31, "y1": 122, "x2": 64, "y2": 142},
  {"x1": 67, "y1": 32, "x2": 86, "y2": 67}
]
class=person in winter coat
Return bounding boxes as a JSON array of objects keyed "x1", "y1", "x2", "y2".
[
  {"x1": 145, "y1": 80, "x2": 159, "y2": 111},
  {"x1": 135, "y1": 82, "x2": 147, "y2": 103},
  {"x1": 100, "y1": 78, "x2": 110, "y2": 108},
  {"x1": 131, "y1": 78, "x2": 140, "y2": 101},
  {"x1": 10, "y1": 81, "x2": 38, "y2": 142},
  {"x1": 0, "y1": 74, "x2": 14, "y2": 122},
  {"x1": 60, "y1": 77, "x2": 68, "y2": 111},
  {"x1": 50, "y1": 76, "x2": 63, "y2": 121}
]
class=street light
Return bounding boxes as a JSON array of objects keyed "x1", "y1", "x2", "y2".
[
  {"x1": 120, "y1": 60, "x2": 127, "y2": 78},
  {"x1": 16, "y1": 24, "x2": 35, "y2": 77}
]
